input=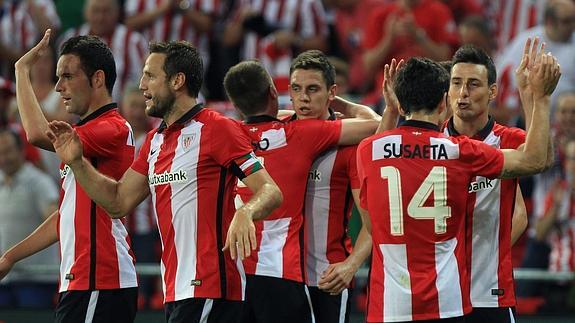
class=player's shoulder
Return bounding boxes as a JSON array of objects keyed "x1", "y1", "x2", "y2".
[{"x1": 492, "y1": 122, "x2": 525, "y2": 137}]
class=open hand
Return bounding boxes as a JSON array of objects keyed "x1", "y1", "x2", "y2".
[
  {"x1": 46, "y1": 120, "x2": 84, "y2": 167},
  {"x1": 382, "y1": 58, "x2": 404, "y2": 115},
  {"x1": 14, "y1": 29, "x2": 51, "y2": 71},
  {"x1": 223, "y1": 208, "x2": 257, "y2": 260}
]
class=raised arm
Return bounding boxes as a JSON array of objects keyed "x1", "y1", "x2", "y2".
[
  {"x1": 14, "y1": 29, "x2": 54, "y2": 151},
  {"x1": 0, "y1": 210, "x2": 59, "y2": 281},
  {"x1": 224, "y1": 169, "x2": 283, "y2": 260},
  {"x1": 500, "y1": 53, "x2": 560, "y2": 178},
  {"x1": 47, "y1": 121, "x2": 150, "y2": 218},
  {"x1": 515, "y1": 37, "x2": 554, "y2": 169},
  {"x1": 376, "y1": 59, "x2": 404, "y2": 133},
  {"x1": 318, "y1": 189, "x2": 372, "y2": 295}
]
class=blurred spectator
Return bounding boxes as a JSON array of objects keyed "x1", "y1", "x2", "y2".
[
  {"x1": 124, "y1": 0, "x2": 216, "y2": 73},
  {"x1": 0, "y1": 77, "x2": 41, "y2": 167},
  {"x1": 361, "y1": 0, "x2": 458, "y2": 105},
  {"x1": 517, "y1": 91, "x2": 575, "y2": 298},
  {"x1": 0, "y1": 0, "x2": 61, "y2": 79},
  {"x1": 496, "y1": 0, "x2": 575, "y2": 126},
  {"x1": 119, "y1": 85, "x2": 160, "y2": 310},
  {"x1": 222, "y1": 0, "x2": 329, "y2": 94},
  {"x1": 441, "y1": 0, "x2": 484, "y2": 24},
  {"x1": 0, "y1": 128, "x2": 59, "y2": 308},
  {"x1": 532, "y1": 139, "x2": 575, "y2": 313},
  {"x1": 484, "y1": 0, "x2": 545, "y2": 55},
  {"x1": 458, "y1": 15, "x2": 495, "y2": 56},
  {"x1": 326, "y1": 0, "x2": 385, "y2": 93},
  {"x1": 58, "y1": 0, "x2": 148, "y2": 101}
]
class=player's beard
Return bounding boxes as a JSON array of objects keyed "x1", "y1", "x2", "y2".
[{"x1": 147, "y1": 92, "x2": 176, "y2": 119}]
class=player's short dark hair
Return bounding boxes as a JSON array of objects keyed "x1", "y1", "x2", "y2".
[
  {"x1": 60, "y1": 35, "x2": 117, "y2": 96},
  {"x1": 394, "y1": 57, "x2": 449, "y2": 115},
  {"x1": 0, "y1": 128, "x2": 23, "y2": 150},
  {"x1": 149, "y1": 41, "x2": 203, "y2": 98},
  {"x1": 452, "y1": 45, "x2": 497, "y2": 85},
  {"x1": 290, "y1": 50, "x2": 336, "y2": 87},
  {"x1": 438, "y1": 60, "x2": 453, "y2": 74},
  {"x1": 224, "y1": 60, "x2": 272, "y2": 116}
]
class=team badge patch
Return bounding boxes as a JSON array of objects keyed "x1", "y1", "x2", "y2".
[{"x1": 182, "y1": 134, "x2": 196, "y2": 151}]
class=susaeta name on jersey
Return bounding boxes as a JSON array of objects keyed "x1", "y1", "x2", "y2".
[
  {"x1": 373, "y1": 135, "x2": 460, "y2": 160},
  {"x1": 60, "y1": 164, "x2": 72, "y2": 179},
  {"x1": 149, "y1": 170, "x2": 189, "y2": 186},
  {"x1": 468, "y1": 177, "x2": 494, "y2": 193}
]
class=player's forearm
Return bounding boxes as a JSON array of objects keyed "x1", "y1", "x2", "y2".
[
  {"x1": 240, "y1": 182, "x2": 283, "y2": 221},
  {"x1": 519, "y1": 90, "x2": 533, "y2": 133},
  {"x1": 331, "y1": 96, "x2": 380, "y2": 120},
  {"x1": 339, "y1": 119, "x2": 380, "y2": 145},
  {"x1": 345, "y1": 226, "x2": 372, "y2": 271},
  {"x1": 14, "y1": 67, "x2": 54, "y2": 150},
  {"x1": 377, "y1": 105, "x2": 400, "y2": 133},
  {"x1": 68, "y1": 157, "x2": 125, "y2": 218},
  {"x1": 2, "y1": 211, "x2": 59, "y2": 264},
  {"x1": 523, "y1": 96, "x2": 550, "y2": 170}
]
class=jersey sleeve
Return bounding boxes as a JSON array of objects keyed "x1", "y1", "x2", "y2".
[
  {"x1": 356, "y1": 140, "x2": 370, "y2": 210},
  {"x1": 210, "y1": 117, "x2": 255, "y2": 167},
  {"x1": 296, "y1": 119, "x2": 342, "y2": 156},
  {"x1": 460, "y1": 138, "x2": 505, "y2": 179},
  {"x1": 344, "y1": 145, "x2": 360, "y2": 189},
  {"x1": 131, "y1": 132, "x2": 153, "y2": 176},
  {"x1": 502, "y1": 127, "x2": 526, "y2": 149},
  {"x1": 76, "y1": 119, "x2": 129, "y2": 160}
]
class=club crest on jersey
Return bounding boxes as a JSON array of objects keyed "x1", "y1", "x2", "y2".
[{"x1": 182, "y1": 134, "x2": 196, "y2": 151}]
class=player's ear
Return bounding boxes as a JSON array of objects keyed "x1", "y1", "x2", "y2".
[
  {"x1": 489, "y1": 84, "x2": 498, "y2": 101},
  {"x1": 171, "y1": 72, "x2": 185, "y2": 92}
]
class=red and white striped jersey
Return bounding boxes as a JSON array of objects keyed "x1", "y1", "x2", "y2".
[
  {"x1": 131, "y1": 104, "x2": 263, "y2": 303},
  {"x1": 124, "y1": 0, "x2": 216, "y2": 68},
  {"x1": 58, "y1": 104, "x2": 137, "y2": 292},
  {"x1": 357, "y1": 120, "x2": 504, "y2": 322},
  {"x1": 231, "y1": 0, "x2": 328, "y2": 85},
  {"x1": 0, "y1": 0, "x2": 61, "y2": 77},
  {"x1": 305, "y1": 145, "x2": 359, "y2": 286},
  {"x1": 542, "y1": 183, "x2": 575, "y2": 272},
  {"x1": 57, "y1": 24, "x2": 148, "y2": 101},
  {"x1": 444, "y1": 117, "x2": 525, "y2": 308},
  {"x1": 235, "y1": 115, "x2": 341, "y2": 283}
]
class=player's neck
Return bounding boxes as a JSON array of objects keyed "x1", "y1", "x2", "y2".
[
  {"x1": 164, "y1": 96, "x2": 198, "y2": 126},
  {"x1": 406, "y1": 111, "x2": 441, "y2": 127},
  {"x1": 453, "y1": 115, "x2": 489, "y2": 137}
]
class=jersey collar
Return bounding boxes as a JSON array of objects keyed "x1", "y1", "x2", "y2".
[
  {"x1": 157, "y1": 103, "x2": 204, "y2": 133},
  {"x1": 446, "y1": 116, "x2": 494, "y2": 140},
  {"x1": 401, "y1": 119, "x2": 440, "y2": 132},
  {"x1": 288, "y1": 108, "x2": 336, "y2": 121},
  {"x1": 244, "y1": 114, "x2": 283, "y2": 124},
  {"x1": 76, "y1": 103, "x2": 117, "y2": 127}
]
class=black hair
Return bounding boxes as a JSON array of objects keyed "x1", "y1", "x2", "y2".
[
  {"x1": 60, "y1": 35, "x2": 117, "y2": 96},
  {"x1": 149, "y1": 41, "x2": 203, "y2": 98},
  {"x1": 452, "y1": 44, "x2": 497, "y2": 85},
  {"x1": 224, "y1": 60, "x2": 272, "y2": 116},
  {"x1": 394, "y1": 57, "x2": 450, "y2": 115},
  {"x1": 290, "y1": 50, "x2": 336, "y2": 87}
]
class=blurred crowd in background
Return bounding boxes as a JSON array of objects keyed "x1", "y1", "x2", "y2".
[{"x1": 1, "y1": 0, "x2": 574, "y2": 316}]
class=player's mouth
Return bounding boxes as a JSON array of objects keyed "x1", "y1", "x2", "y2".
[
  {"x1": 457, "y1": 102, "x2": 470, "y2": 109},
  {"x1": 61, "y1": 96, "x2": 71, "y2": 105},
  {"x1": 143, "y1": 93, "x2": 153, "y2": 107}
]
